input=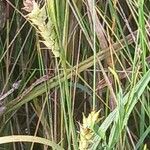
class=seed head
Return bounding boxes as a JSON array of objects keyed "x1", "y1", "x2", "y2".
[{"x1": 79, "y1": 110, "x2": 101, "y2": 150}]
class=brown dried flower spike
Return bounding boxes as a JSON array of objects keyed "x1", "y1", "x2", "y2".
[{"x1": 23, "y1": 0, "x2": 34, "y2": 12}]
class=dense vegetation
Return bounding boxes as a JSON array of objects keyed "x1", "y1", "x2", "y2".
[{"x1": 0, "y1": 0, "x2": 150, "y2": 149}]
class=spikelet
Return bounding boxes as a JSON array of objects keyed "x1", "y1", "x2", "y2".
[
  {"x1": 79, "y1": 110, "x2": 101, "y2": 150},
  {"x1": 23, "y1": 0, "x2": 60, "y2": 57}
]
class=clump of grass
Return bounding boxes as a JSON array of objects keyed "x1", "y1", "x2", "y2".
[{"x1": 0, "y1": 0, "x2": 150, "y2": 149}]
